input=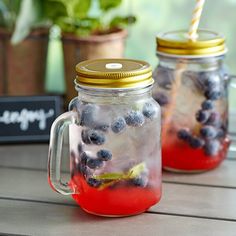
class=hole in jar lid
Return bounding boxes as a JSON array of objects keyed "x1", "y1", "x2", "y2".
[{"x1": 105, "y1": 63, "x2": 123, "y2": 69}]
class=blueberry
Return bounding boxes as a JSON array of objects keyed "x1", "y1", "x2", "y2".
[
  {"x1": 87, "y1": 178, "x2": 102, "y2": 188},
  {"x1": 80, "y1": 104, "x2": 97, "y2": 127},
  {"x1": 97, "y1": 149, "x2": 112, "y2": 161},
  {"x1": 80, "y1": 152, "x2": 88, "y2": 165},
  {"x1": 142, "y1": 102, "x2": 157, "y2": 119},
  {"x1": 204, "y1": 140, "x2": 221, "y2": 156},
  {"x1": 204, "y1": 77, "x2": 217, "y2": 90},
  {"x1": 81, "y1": 129, "x2": 91, "y2": 144},
  {"x1": 125, "y1": 111, "x2": 145, "y2": 127},
  {"x1": 189, "y1": 136, "x2": 205, "y2": 149},
  {"x1": 77, "y1": 152, "x2": 91, "y2": 176},
  {"x1": 78, "y1": 143, "x2": 83, "y2": 154},
  {"x1": 204, "y1": 90, "x2": 221, "y2": 100},
  {"x1": 201, "y1": 72, "x2": 218, "y2": 89},
  {"x1": 81, "y1": 129, "x2": 105, "y2": 145},
  {"x1": 111, "y1": 117, "x2": 126, "y2": 133},
  {"x1": 132, "y1": 176, "x2": 148, "y2": 187},
  {"x1": 201, "y1": 100, "x2": 214, "y2": 110},
  {"x1": 94, "y1": 123, "x2": 110, "y2": 132},
  {"x1": 206, "y1": 112, "x2": 222, "y2": 127},
  {"x1": 200, "y1": 125, "x2": 217, "y2": 139},
  {"x1": 79, "y1": 164, "x2": 91, "y2": 176},
  {"x1": 196, "y1": 110, "x2": 210, "y2": 123},
  {"x1": 217, "y1": 128, "x2": 225, "y2": 138},
  {"x1": 177, "y1": 129, "x2": 191, "y2": 141},
  {"x1": 87, "y1": 157, "x2": 104, "y2": 169},
  {"x1": 153, "y1": 92, "x2": 169, "y2": 106},
  {"x1": 88, "y1": 130, "x2": 106, "y2": 145}
]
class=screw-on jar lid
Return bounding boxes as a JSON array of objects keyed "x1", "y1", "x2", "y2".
[
  {"x1": 75, "y1": 59, "x2": 153, "y2": 89},
  {"x1": 156, "y1": 29, "x2": 226, "y2": 57}
]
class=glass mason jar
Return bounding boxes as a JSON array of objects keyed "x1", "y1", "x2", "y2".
[
  {"x1": 153, "y1": 29, "x2": 232, "y2": 172},
  {"x1": 48, "y1": 59, "x2": 162, "y2": 216}
]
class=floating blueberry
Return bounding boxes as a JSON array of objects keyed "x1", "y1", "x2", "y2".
[
  {"x1": 89, "y1": 130, "x2": 106, "y2": 145},
  {"x1": 200, "y1": 125, "x2": 217, "y2": 139},
  {"x1": 81, "y1": 129, "x2": 91, "y2": 144},
  {"x1": 94, "y1": 123, "x2": 110, "y2": 132},
  {"x1": 204, "y1": 77, "x2": 217, "y2": 90},
  {"x1": 206, "y1": 112, "x2": 222, "y2": 127},
  {"x1": 201, "y1": 100, "x2": 214, "y2": 110},
  {"x1": 196, "y1": 110, "x2": 210, "y2": 123},
  {"x1": 97, "y1": 149, "x2": 112, "y2": 161},
  {"x1": 204, "y1": 140, "x2": 221, "y2": 156},
  {"x1": 216, "y1": 128, "x2": 225, "y2": 138},
  {"x1": 80, "y1": 152, "x2": 88, "y2": 165},
  {"x1": 125, "y1": 111, "x2": 145, "y2": 127},
  {"x1": 78, "y1": 143, "x2": 83, "y2": 154},
  {"x1": 81, "y1": 129, "x2": 105, "y2": 145},
  {"x1": 142, "y1": 102, "x2": 157, "y2": 119},
  {"x1": 87, "y1": 157, "x2": 104, "y2": 169},
  {"x1": 80, "y1": 104, "x2": 97, "y2": 127},
  {"x1": 132, "y1": 176, "x2": 148, "y2": 187},
  {"x1": 177, "y1": 129, "x2": 191, "y2": 141},
  {"x1": 204, "y1": 90, "x2": 221, "y2": 100},
  {"x1": 87, "y1": 177, "x2": 102, "y2": 188},
  {"x1": 111, "y1": 117, "x2": 126, "y2": 133},
  {"x1": 189, "y1": 136, "x2": 205, "y2": 149},
  {"x1": 153, "y1": 92, "x2": 169, "y2": 106},
  {"x1": 79, "y1": 164, "x2": 90, "y2": 176}
]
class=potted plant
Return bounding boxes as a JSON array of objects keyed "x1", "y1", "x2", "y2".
[
  {"x1": 49, "y1": 0, "x2": 136, "y2": 104},
  {"x1": 0, "y1": 0, "x2": 50, "y2": 96}
]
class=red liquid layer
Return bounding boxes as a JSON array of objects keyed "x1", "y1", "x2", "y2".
[
  {"x1": 70, "y1": 175, "x2": 161, "y2": 216},
  {"x1": 162, "y1": 138, "x2": 230, "y2": 172}
]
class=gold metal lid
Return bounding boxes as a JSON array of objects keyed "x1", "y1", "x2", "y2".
[
  {"x1": 156, "y1": 29, "x2": 226, "y2": 57},
  {"x1": 75, "y1": 59, "x2": 153, "y2": 89}
]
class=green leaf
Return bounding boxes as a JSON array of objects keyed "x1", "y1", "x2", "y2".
[
  {"x1": 110, "y1": 16, "x2": 136, "y2": 29},
  {"x1": 72, "y1": 0, "x2": 91, "y2": 18},
  {"x1": 93, "y1": 162, "x2": 147, "y2": 190},
  {"x1": 99, "y1": 0, "x2": 122, "y2": 11},
  {"x1": 11, "y1": 0, "x2": 43, "y2": 44},
  {"x1": 94, "y1": 172, "x2": 124, "y2": 181},
  {"x1": 127, "y1": 162, "x2": 146, "y2": 179},
  {"x1": 0, "y1": 0, "x2": 21, "y2": 29},
  {"x1": 43, "y1": 0, "x2": 67, "y2": 22},
  {"x1": 57, "y1": 16, "x2": 101, "y2": 36}
]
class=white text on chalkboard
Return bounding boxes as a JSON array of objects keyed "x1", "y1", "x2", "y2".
[{"x1": 0, "y1": 109, "x2": 55, "y2": 131}]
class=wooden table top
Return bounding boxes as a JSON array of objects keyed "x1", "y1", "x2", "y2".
[{"x1": 0, "y1": 143, "x2": 236, "y2": 236}]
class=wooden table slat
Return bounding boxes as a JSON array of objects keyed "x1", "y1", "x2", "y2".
[
  {"x1": 1, "y1": 199, "x2": 236, "y2": 236},
  {"x1": 1, "y1": 168, "x2": 236, "y2": 221},
  {"x1": 163, "y1": 160, "x2": 236, "y2": 188}
]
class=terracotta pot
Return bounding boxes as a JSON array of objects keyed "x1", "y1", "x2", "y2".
[
  {"x1": 0, "y1": 28, "x2": 49, "y2": 96},
  {"x1": 62, "y1": 29, "x2": 128, "y2": 105}
]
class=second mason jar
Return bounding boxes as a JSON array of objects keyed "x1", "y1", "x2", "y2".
[
  {"x1": 153, "y1": 29, "x2": 231, "y2": 172},
  {"x1": 48, "y1": 59, "x2": 162, "y2": 216}
]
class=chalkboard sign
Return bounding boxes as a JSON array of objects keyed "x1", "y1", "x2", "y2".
[{"x1": 0, "y1": 96, "x2": 62, "y2": 143}]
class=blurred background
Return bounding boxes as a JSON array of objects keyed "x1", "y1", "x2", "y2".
[
  {"x1": 45, "y1": 0, "x2": 236, "y2": 108},
  {"x1": 0, "y1": 0, "x2": 236, "y2": 114}
]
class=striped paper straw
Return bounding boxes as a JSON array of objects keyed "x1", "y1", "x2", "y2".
[{"x1": 188, "y1": 0, "x2": 205, "y2": 40}]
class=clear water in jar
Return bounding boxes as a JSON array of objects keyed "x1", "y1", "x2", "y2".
[
  {"x1": 153, "y1": 62, "x2": 230, "y2": 172},
  {"x1": 69, "y1": 98, "x2": 162, "y2": 216}
]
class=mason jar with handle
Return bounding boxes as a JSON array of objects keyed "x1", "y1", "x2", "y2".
[
  {"x1": 153, "y1": 29, "x2": 234, "y2": 173},
  {"x1": 48, "y1": 59, "x2": 162, "y2": 216}
]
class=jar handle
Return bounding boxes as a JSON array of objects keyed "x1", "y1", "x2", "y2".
[
  {"x1": 68, "y1": 96, "x2": 79, "y2": 111},
  {"x1": 48, "y1": 111, "x2": 80, "y2": 195}
]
